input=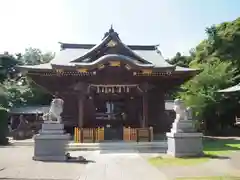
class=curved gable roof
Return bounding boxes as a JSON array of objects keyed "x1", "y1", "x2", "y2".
[
  {"x1": 69, "y1": 28, "x2": 151, "y2": 64},
  {"x1": 50, "y1": 27, "x2": 174, "y2": 68}
]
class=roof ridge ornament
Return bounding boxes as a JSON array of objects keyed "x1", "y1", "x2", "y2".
[
  {"x1": 103, "y1": 24, "x2": 119, "y2": 39},
  {"x1": 109, "y1": 24, "x2": 114, "y2": 33},
  {"x1": 155, "y1": 44, "x2": 162, "y2": 55}
]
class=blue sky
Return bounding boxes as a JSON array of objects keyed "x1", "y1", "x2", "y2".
[{"x1": 0, "y1": 0, "x2": 239, "y2": 58}]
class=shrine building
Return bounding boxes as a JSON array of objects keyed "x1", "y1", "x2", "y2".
[{"x1": 19, "y1": 27, "x2": 199, "y2": 138}]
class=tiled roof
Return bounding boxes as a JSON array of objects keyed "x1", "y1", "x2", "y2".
[
  {"x1": 18, "y1": 27, "x2": 199, "y2": 73},
  {"x1": 50, "y1": 28, "x2": 174, "y2": 68}
]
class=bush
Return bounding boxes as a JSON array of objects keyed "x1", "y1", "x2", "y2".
[{"x1": 0, "y1": 107, "x2": 9, "y2": 145}]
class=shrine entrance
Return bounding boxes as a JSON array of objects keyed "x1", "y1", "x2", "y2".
[
  {"x1": 95, "y1": 98, "x2": 125, "y2": 140},
  {"x1": 91, "y1": 84, "x2": 142, "y2": 141}
]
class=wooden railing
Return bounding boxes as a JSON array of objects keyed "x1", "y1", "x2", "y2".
[
  {"x1": 123, "y1": 127, "x2": 137, "y2": 141},
  {"x1": 74, "y1": 127, "x2": 104, "y2": 143},
  {"x1": 95, "y1": 127, "x2": 105, "y2": 142},
  {"x1": 123, "y1": 127, "x2": 153, "y2": 142},
  {"x1": 74, "y1": 126, "x2": 153, "y2": 143}
]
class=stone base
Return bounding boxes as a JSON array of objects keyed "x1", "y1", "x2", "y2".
[
  {"x1": 166, "y1": 132, "x2": 203, "y2": 157},
  {"x1": 33, "y1": 123, "x2": 70, "y2": 162},
  {"x1": 171, "y1": 120, "x2": 195, "y2": 133}
]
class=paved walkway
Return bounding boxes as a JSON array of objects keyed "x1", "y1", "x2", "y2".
[
  {"x1": 79, "y1": 149, "x2": 168, "y2": 180},
  {"x1": 0, "y1": 146, "x2": 89, "y2": 180},
  {"x1": 0, "y1": 145, "x2": 167, "y2": 180}
]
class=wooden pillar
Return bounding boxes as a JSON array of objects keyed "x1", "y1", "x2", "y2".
[
  {"x1": 78, "y1": 94, "x2": 84, "y2": 128},
  {"x1": 142, "y1": 92, "x2": 148, "y2": 128},
  {"x1": 148, "y1": 88, "x2": 166, "y2": 133}
]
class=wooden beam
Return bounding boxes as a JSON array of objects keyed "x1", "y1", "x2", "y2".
[
  {"x1": 142, "y1": 92, "x2": 148, "y2": 128},
  {"x1": 78, "y1": 94, "x2": 84, "y2": 127}
]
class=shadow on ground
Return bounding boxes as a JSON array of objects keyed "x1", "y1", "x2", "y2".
[
  {"x1": 202, "y1": 153, "x2": 229, "y2": 159},
  {"x1": 203, "y1": 137, "x2": 240, "y2": 154},
  {"x1": 34, "y1": 156, "x2": 96, "y2": 164}
]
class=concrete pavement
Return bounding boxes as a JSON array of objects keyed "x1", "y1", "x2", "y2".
[
  {"x1": 0, "y1": 145, "x2": 167, "y2": 180},
  {"x1": 78, "y1": 149, "x2": 168, "y2": 180}
]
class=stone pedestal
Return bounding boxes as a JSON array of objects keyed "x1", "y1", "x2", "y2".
[
  {"x1": 166, "y1": 99, "x2": 203, "y2": 157},
  {"x1": 166, "y1": 132, "x2": 203, "y2": 157},
  {"x1": 33, "y1": 122, "x2": 70, "y2": 161}
]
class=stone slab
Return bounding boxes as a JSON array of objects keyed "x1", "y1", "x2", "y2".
[
  {"x1": 171, "y1": 121, "x2": 195, "y2": 133},
  {"x1": 167, "y1": 132, "x2": 203, "y2": 157},
  {"x1": 166, "y1": 132, "x2": 203, "y2": 138},
  {"x1": 34, "y1": 134, "x2": 69, "y2": 139},
  {"x1": 40, "y1": 129, "x2": 65, "y2": 134},
  {"x1": 34, "y1": 134, "x2": 69, "y2": 161},
  {"x1": 42, "y1": 123, "x2": 64, "y2": 130},
  {"x1": 33, "y1": 122, "x2": 70, "y2": 162}
]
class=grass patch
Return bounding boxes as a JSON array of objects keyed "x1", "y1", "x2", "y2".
[
  {"x1": 203, "y1": 138, "x2": 240, "y2": 156},
  {"x1": 149, "y1": 138, "x2": 240, "y2": 167},
  {"x1": 149, "y1": 156, "x2": 209, "y2": 166},
  {"x1": 175, "y1": 176, "x2": 240, "y2": 180}
]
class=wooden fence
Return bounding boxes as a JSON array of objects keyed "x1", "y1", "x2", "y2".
[
  {"x1": 123, "y1": 127, "x2": 153, "y2": 142},
  {"x1": 74, "y1": 126, "x2": 153, "y2": 143},
  {"x1": 74, "y1": 127, "x2": 104, "y2": 143}
]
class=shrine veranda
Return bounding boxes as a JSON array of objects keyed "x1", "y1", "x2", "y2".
[{"x1": 19, "y1": 27, "x2": 199, "y2": 141}]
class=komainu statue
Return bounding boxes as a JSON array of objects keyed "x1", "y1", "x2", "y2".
[
  {"x1": 43, "y1": 95, "x2": 64, "y2": 123},
  {"x1": 186, "y1": 107, "x2": 193, "y2": 120},
  {"x1": 173, "y1": 99, "x2": 188, "y2": 122}
]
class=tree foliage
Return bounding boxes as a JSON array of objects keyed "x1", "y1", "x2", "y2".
[
  {"x1": 18, "y1": 48, "x2": 55, "y2": 65},
  {"x1": 175, "y1": 17, "x2": 240, "y2": 134},
  {"x1": 0, "y1": 48, "x2": 54, "y2": 109},
  {"x1": 167, "y1": 52, "x2": 192, "y2": 67},
  {"x1": 0, "y1": 53, "x2": 20, "y2": 82}
]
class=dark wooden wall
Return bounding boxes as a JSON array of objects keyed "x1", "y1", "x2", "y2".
[{"x1": 28, "y1": 67, "x2": 183, "y2": 133}]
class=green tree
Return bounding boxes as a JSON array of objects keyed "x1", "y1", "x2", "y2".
[
  {"x1": 0, "y1": 107, "x2": 9, "y2": 145},
  {"x1": 167, "y1": 52, "x2": 192, "y2": 67},
  {"x1": 0, "y1": 53, "x2": 20, "y2": 82},
  {"x1": 190, "y1": 17, "x2": 240, "y2": 69},
  {"x1": 173, "y1": 17, "x2": 240, "y2": 135},
  {"x1": 0, "y1": 48, "x2": 54, "y2": 109},
  {"x1": 19, "y1": 47, "x2": 54, "y2": 65},
  {"x1": 180, "y1": 58, "x2": 238, "y2": 134}
]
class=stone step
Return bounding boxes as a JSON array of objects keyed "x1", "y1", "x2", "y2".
[
  {"x1": 9, "y1": 138, "x2": 167, "y2": 152},
  {"x1": 68, "y1": 141, "x2": 167, "y2": 152}
]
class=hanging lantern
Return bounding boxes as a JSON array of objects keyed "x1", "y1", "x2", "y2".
[
  {"x1": 126, "y1": 87, "x2": 130, "y2": 93},
  {"x1": 112, "y1": 87, "x2": 115, "y2": 93},
  {"x1": 97, "y1": 86, "x2": 100, "y2": 93}
]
